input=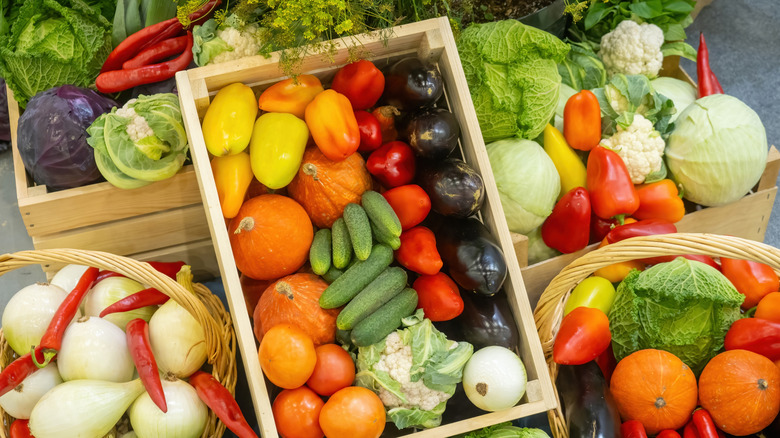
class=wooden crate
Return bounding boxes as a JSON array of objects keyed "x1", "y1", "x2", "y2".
[
  {"x1": 6, "y1": 86, "x2": 218, "y2": 279},
  {"x1": 176, "y1": 16, "x2": 557, "y2": 438}
]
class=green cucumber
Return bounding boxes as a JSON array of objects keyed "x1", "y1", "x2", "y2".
[
  {"x1": 361, "y1": 191, "x2": 402, "y2": 238},
  {"x1": 331, "y1": 218, "x2": 352, "y2": 269},
  {"x1": 319, "y1": 244, "x2": 394, "y2": 309},
  {"x1": 336, "y1": 267, "x2": 408, "y2": 330},
  {"x1": 370, "y1": 221, "x2": 401, "y2": 250},
  {"x1": 343, "y1": 203, "x2": 372, "y2": 261},
  {"x1": 336, "y1": 329, "x2": 352, "y2": 348},
  {"x1": 309, "y1": 228, "x2": 332, "y2": 275},
  {"x1": 351, "y1": 288, "x2": 419, "y2": 347},
  {"x1": 322, "y1": 266, "x2": 344, "y2": 284}
]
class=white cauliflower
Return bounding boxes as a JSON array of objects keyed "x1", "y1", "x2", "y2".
[
  {"x1": 115, "y1": 100, "x2": 153, "y2": 142},
  {"x1": 211, "y1": 24, "x2": 262, "y2": 65},
  {"x1": 600, "y1": 114, "x2": 665, "y2": 184},
  {"x1": 373, "y1": 332, "x2": 452, "y2": 411},
  {"x1": 599, "y1": 20, "x2": 664, "y2": 78}
]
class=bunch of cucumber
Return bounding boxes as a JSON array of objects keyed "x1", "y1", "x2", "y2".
[{"x1": 311, "y1": 191, "x2": 419, "y2": 347}]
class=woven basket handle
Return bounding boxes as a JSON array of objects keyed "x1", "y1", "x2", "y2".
[{"x1": 0, "y1": 249, "x2": 225, "y2": 364}]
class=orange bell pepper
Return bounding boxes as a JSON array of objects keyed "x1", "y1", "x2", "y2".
[
  {"x1": 211, "y1": 152, "x2": 254, "y2": 219},
  {"x1": 633, "y1": 179, "x2": 686, "y2": 223},
  {"x1": 593, "y1": 223, "x2": 644, "y2": 283},
  {"x1": 563, "y1": 89, "x2": 601, "y2": 151},
  {"x1": 755, "y1": 292, "x2": 780, "y2": 323},
  {"x1": 721, "y1": 258, "x2": 779, "y2": 309},
  {"x1": 257, "y1": 74, "x2": 324, "y2": 119},
  {"x1": 305, "y1": 89, "x2": 360, "y2": 162}
]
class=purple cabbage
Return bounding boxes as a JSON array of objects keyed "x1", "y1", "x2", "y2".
[{"x1": 17, "y1": 85, "x2": 116, "y2": 190}]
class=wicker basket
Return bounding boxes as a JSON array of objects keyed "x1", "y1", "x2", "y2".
[
  {"x1": 0, "y1": 249, "x2": 238, "y2": 438},
  {"x1": 533, "y1": 233, "x2": 780, "y2": 438}
]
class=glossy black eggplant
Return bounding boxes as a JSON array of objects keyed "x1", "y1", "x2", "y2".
[
  {"x1": 457, "y1": 290, "x2": 520, "y2": 355},
  {"x1": 557, "y1": 362, "x2": 622, "y2": 438},
  {"x1": 417, "y1": 158, "x2": 485, "y2": 218},
  {"x1": 434, "y1": 216, "x2": 506, "y2": 296},
  {"x1": 382, "y1": 57, "x2": 444, "y2": 110},
  {"x1": 401, "y1": 107, "x2": 460, "y2": 159}
]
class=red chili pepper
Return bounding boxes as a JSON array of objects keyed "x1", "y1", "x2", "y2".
[
  {"x1": 99, "y1": 287, "x2": 170, "y2": 318},
  {"x1": 587, "y1": 146, "x2": 640, "y2": 220},
  {"x1": 720, "y1": 258, "x2": 779, "y2": 309},
  {"x1": 696, "y1": 33, "x2": 724, "y2": 98},
  {"x1": 657, "y1": 430, "x2": 682, "y2": 438},
  {"x1": 101, "y1": 17, "x2": 182, "y2": 73},
  {"x1": 0, "y1": 349, "x2": 44, "y2": 397},
  {"x1": 634, "y1": 179, "x2": 686, "y2": 223},
  {"x1": 382, "y1": 184, "x2": 431, "y2": 230},
  {"x1": 126, "y1": 318, "x2": 167, "y2": 413},
  {"x1": 10, "y1": 419, "x2": 33, "y2": 438},
  {"x1": 595, "y1": 343, "x2": 617, "y2": 382},
  {"x1": 541, "y1": 187, "x2": 591, "y2": 254},
  {"x1": 621, "y1": 420, "x2": 649, "y2": 438},
  {"x1": 684, "y1": 421, "x2": 701, "y2": 438},
  {"x1": 692, "y1": 409, "x2": 721, "y2": 438},
  {"x1": 553, "y1": 306, "x2": 611, "y2": 365},
  {"x1": 395, "y1": 226, "x2": 443, "y2": 276},
  {"x1": 372, "y1": 106, "x2": 399, "y2": 143},
  {"x1": 189, "y1": 371, "x2": 259, "y2": 438},
  {"x1": 331, "y1": 59, "x2": 385, "y2": 110},
  {"x1": 677, "y1": 254, "x2": 721, "y2": 271},
  {"x1": 724, "y1": 317, "x2": 780, "y2": 361},
  {"x1": 412, "y1": 272, "x2": 464, "y2": 322},
  {"x1": 354, "y1": 110, "x2": 383, "y2": 152},
  {"x1": 605, "y1": 219, "x2": 678, "y2": 244},
  {"x1": 96, "y1": 32, "x2": 194, "y2": 94},
  {"x1": 366, "y1": 141, "x2": 416, "y2": 188},
  {"x1": 33, "y1": 267, "x2": 99, "y2": 368},
  {"x1": 122, "y1": 35, "x2": 191, "y2": 70},
  {"x1": 96, "y1": 261, "x2": 186, "y2": 283}
]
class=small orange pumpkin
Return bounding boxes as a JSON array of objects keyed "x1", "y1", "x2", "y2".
[
  {"x1": 253, "y1": 273, "x2": 339, "y2": 346},
  {"x1": 287, "y1": 147, "x2": 373, "y2": 228},
  {"x1": 228, "y1": 194, "x2": 313, "y2": 280},
  {"x1": 699, "y1": 349, "x2": 780, "y2": 436},
  {"x1": 610, "y1": 349, "x2": 698, "y2": 434}
]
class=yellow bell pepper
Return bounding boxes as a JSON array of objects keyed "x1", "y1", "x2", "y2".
[
  {"x1": 543, "y1": 124, "x2": 587, "y2": 198},
  {"x1": 249, "y1": 113, "x2": 309, "y2": 189},
  {"x1": 211, "y1": 152, "x2": 253, "y2": 219},
  {"x1": 257, "y1": 74, "x2": 324, "y2": 119},
  {"x1": 592, "y1": 228, "x2": 645, "y2": 283},
  {"x1": 202, "y1": 83, "x2": 258, "y2": 157}
]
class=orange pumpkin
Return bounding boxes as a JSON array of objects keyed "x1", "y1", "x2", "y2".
[
  {"x1": 253, "y1": 273, "x2": 339, "y2": 346},
  {"x1": 229, "y1": 194, "x2": 313, "y2": 280},
  {"x1": 699, "y1": 349, "x2": 780, "y2": 436},
  {"x1": 609, "y1": 349, "x2": 698, "y2": 434},
  {"x1": 287, "y1": 147, "x2": 373, "y2": 228}
]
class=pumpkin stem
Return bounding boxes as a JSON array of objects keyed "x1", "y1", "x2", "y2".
[
  {"x1": 275, "y1": 282, "x2": 294, "y2": 300},
  {"x1": 654, "y1": 397, "x2": 666, "y2": 409},
  {"x1": 234, "y1": 217, "x2": 255, "y2": 234},
  {"x1": 302, "y1": 163, "x2": 319, "y2": 181},
  {"x1": 759, "y1": 378, "x2": 769, "y2": 391}
]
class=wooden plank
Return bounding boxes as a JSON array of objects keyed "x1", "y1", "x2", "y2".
[
  {"x1": 759, "y1": 146, "x2": 780, "y2": 191},
  {"x1": 6, "y1": 85, "x2": 28, "y2": 201}
]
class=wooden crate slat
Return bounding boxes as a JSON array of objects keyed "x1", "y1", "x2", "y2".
[{"x1": 6, "y1": 86, "x2": 27, "y2": 201}]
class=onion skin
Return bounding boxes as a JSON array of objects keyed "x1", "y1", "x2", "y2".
[
  {"x1": 149, "y1": 300, "x2": 207, "y2": 378},
  {"x1": 57, "y1": 317, "x2": 135, "y2": 382},
  {"x1": 462, "y1": 346, "x2": 527, "y2": 412},
  {"x1": 0, "y1": 363, "x2": 61, "y2": 419},
  {"x1": 129, "y1": 379, "x2": 208, "y2": 438},
  {"x1": 2, "y1": 283, "x2": 77, "y2": 356}
]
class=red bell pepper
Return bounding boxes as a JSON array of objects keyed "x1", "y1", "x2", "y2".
[
  {"x1": 331, "y1": 59, "x2": 385, "y2": 110},
  {"x1": 589, "y1": 215, "x2": 627, "y2": 244},
  {"x1": 553, "y1": 306, "x2": 611, "y2": 365},
  {"x1": 595, "y1": 343, "x2": 617, "y2": 383},
  {"x1": 657, "y1": 430, "x2": 682, "y2": 438},
  {"x1": 189, "y1": 371, "x2": 259, "y2": 438},
  {"x1": 366, "y1": 141, "x2": 416, "y2": 188},
  {"x1": 564, "y1": 89, "x2": 602, "y2": 151},
  {"x1": 412, "y1": 272, "x2": 464, "y2": 322},
  {"x1": 605, "y1": 219, "x2": 677, "y2": 244},
  {"x1": 587, "y1": 146, "x2": 640, "y2": 220},
  {"x1": 395, "y1": 226, "x2": 443, "y2": 275},
  {"x1": 382, "y1": 184, "x2": 431, "y2": 230},
  {"x1": 720, "y1": 258, "x2": 779, "y2": 309},
  {"x1": 755, "y1": 292, "x2": 780, "y2": 323},
  {"x1": 372, "y1": 106, "x2": 399, "y2": 143},
  {"x1": 355, "y1": 110, "x2": 383, "y2": 152},
  {"x1": 697, "y1": 33, "x2": 724, "y2": 98},
  {"x1": 9, "y1": 419, "x2": 33, "y2": 438},
  {"x1": 724, "y1": 317, "x2": 780, "y2": 361},
  {"x1": 541, "y1": 187, "x2": 591, "y2": 254},
  {"x1": 621, "y1": 420, "x2": 648, "y2": 438},
  {"x1": 634, "y1": 179, "x2": 686, "y2": 223},
  {"x1": 126, "y1": 319, "x2": 167, "y2": 413}
]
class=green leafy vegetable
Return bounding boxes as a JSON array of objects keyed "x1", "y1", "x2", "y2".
[
  {"x1": 558, "y1": 41, "x2": 607, "y2": 91},
  {"x1": 458, "y1": 19, "x2": 570, "y2": 142},
  {"x1": 460, "y1": 423, "x2": 551, "y2": 438},
  {"x1": 0, "y1": 0, "x2": 112, "y2": 108},
  {"x1": 592, "y1": 73, "x2": 675, "y2": 135},
  {"x1": 609, "y1": 258, "x2": 744, "y2": 375}
]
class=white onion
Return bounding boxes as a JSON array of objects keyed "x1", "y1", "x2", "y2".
[
  {"x1": 29, "y1": 379, "x2": 144, "y2": 438},
  {"x1": 50, "y1": 264, "x2": 91, "y2": 314},
  {"x1": 85, "y1": 277, "x2": 157, "y2": 330},
  {"x1": 129, "y1": 378, "x2": 208, "y2": 438},
  {"x1": 120, "y1": 433, "x2": 138, "y2": 438},
  {"x1": 463, "y1": 346, "x2": 527, "y2": 412},
  {"x1": 149, "y1": 300, "x2": 207, "y2": 378},
  {"x1": 2, "y1": 283, "x2": 80, "y2": 356},
  {"x1": 57, "y1": 316, "x2": 135, "y2": 382},
  {"x1": 0, "y1": 363, "x2": 62, "y2": 419}
]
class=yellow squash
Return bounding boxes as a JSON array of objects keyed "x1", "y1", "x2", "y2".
[
  {"x1": 543, "y1": 124, "x2": 587, "y2": 198},
  {"x1": 211, "y1": 152, "x2": 253, "y2": 219},
  {"x1": 202, "y1": 83, "x2": 258, "y2": 156},
  {"x1": 249, "y1": 113, "x2": 309, "y2": 189}
]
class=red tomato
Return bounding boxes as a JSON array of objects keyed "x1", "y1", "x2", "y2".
[
  {"x1": 272, "y1": 386, "x2": 325, "y2": 438},
  {"x1": 354, "y1": 110, "x2": 383, "y2": 152},
  {"x1": 721, "y1": 258, "x2": 780, "y2": 309},
  {"x1": 553, "y1": 306, "x2": 611, "y2": 365},
  {"x1": 306, "y1": 344, "x2": 356, "y2": 396},
  {"x1": 331, "y1": 60, "x2": 385, "y2": 110},
  {"x1": 412, "y1": 272, "x2": 463, "y2": 321},
  {"x1": 319, "y1": 387, "x2": 385, "y2": 438},
  {"x1": 382, "y1": 184, "x2": 431, "y2": 230}
]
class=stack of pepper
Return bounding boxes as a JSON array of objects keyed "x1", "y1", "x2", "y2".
[{"x1": 96, "y1": 0, "x2": 221, "y2": 93}]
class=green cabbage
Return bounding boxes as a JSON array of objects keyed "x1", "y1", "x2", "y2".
[
  {"x1": 486, "y1": 138, "x2": 560, "y2": 235},
  {"x1": 458, "y1": 20, "x2": 570, "y2": 142},
  {"x1": 461, "y1": 423, "x2": 550, "y2": 438},
  {"x1": 526, "y1": 227, "x2": 561, "y2": 265},
  {"x1": 609, "y1": 258, "x2": 744, "y2": 375},
  {"x1": 665, "y1": 94, "x2": 767, "y2": 206},
  {"x1": 0, "y1": 0, "x2": 112, "y2": 108},
  {"x1": 650, "y1": 77, "x2": 697, "y2": 123},
  {"x1": 87, "y1": 94, "x2": 188, "y2": 189}
]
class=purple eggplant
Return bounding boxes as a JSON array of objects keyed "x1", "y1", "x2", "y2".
[
  {"x1": 417, "y1": 158, "x2": 485, "y2": 218},
  {"x1": 401, "y1": 107, "x2": 460, "y2": 159},
  {"x1": 382, "y1": 57, "x2": 444, "y2": 110},
  {"x1": 557, "y1": 362, "x2": 621, "y2": 438}
]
